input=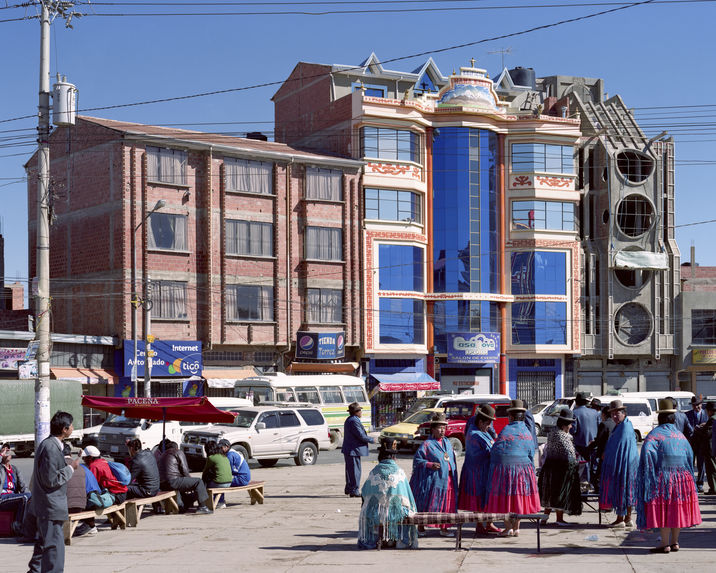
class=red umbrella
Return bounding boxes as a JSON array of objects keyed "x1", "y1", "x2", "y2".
[{"x1": 81, "y1": 395, "x2": 236, "y2": 423}]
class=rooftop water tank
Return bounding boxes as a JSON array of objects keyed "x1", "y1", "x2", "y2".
[
  {"x1": 52, "y1": 75, "x2": 78, "y2": 126},
  {"x1": 508, "y1": 67, "x2": 536, "y2": 90}
]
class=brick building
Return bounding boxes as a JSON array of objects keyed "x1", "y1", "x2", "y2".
[{"x1": 25, "y1": 116, "x2": 362, "y2": 394}]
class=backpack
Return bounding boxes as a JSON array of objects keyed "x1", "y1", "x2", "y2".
[
  {"x1": 87, "y1": 490, "x2": 114, "y2": 509},
  {"x1": 107, "y1": 461, "x2": 132, "y2": 486}
]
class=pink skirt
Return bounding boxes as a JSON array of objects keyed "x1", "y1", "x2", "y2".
[
  {"x1": 457, "y1": 491, "x2": 483, "y2": 512},
  {"x1": 641, "y1": 473, "x2": 702, "y2": 529},
  {"x1": 426, "y1": 474, "x2": 456, "y2": 529},
  {"x1": 485, "y1": 464, "x2": 541, "y2": 515}
]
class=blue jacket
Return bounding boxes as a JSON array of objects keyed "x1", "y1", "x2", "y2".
[
  {"x1": 523, "y1": 409, "x2": 539, "y2": 447},
  {"x1": 571, "y1": 405, "x2": 598, "y2": 448},
  {"x1": 686, "y1": 408, "x2": 708, "y2": 429},
  {"x1": 674, "y1": 410, "x2": 693, "y2": 439},
  {"x1": 226, "y1": 449, "x2": 251, "y2": 487},
  {"x1": 341, "y1": 415, "x2": 374, "y2": 457}
]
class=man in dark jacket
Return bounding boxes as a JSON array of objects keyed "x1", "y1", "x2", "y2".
[
  {"x1": 157, "y1": 442, "x2": 212, "y2": 514},
  {"x1": 125, "y1": 439, "x2": 160, "y2": 499},
  {"x1": 341, "y1": 402, "x2": 374, "y2": 497},
  {"x1": 588, "y1": 405, "x2": 616, "y2": 493},
  {"x1": 27, "y1": 411, "x2": 80, "y2": 573}
]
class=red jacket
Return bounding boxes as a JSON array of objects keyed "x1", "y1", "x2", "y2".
[{"x1": 87, "y1": 458, "x2": 128, "y2": 494}]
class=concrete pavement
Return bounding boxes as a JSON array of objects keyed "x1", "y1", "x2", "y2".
[{"x1": 4, "y1": 455, "x2": 715, "y2": 573}]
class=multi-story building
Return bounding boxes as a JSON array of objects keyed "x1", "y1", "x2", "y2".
[
  {"x1": 25, "y1": 116, "x2": 362, "y2": 396},
  {"x1": 275, "y1": 55, "x2": 585, "y2": 423}
]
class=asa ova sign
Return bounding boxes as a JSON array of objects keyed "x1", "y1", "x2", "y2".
[
  {"x1": 447, "y1": 332, "x2": 500, "y2": 364},
  {"x1": 295, "y1": 331, "x2": 345, "y2": 360},
  {"x1": 123, "y1": 340, "x2": 203, "y2": 377}
]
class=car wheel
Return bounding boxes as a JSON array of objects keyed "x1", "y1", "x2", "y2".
[
  {"x1": 258, "y1": 458, "x2": 278, "y2": 468},
  {"x1": 634, "y1": 430, "x2": 641, "y2": 442},
  {"x1": 329, "y1": 429, "x2": 343, "y2": 447},
  {"x1": 448, "y1": 437, "x2": 463, "y2": 455},
  {"x1": 233, "y1": 444, "x2": 249, "y2": 460},
  {"x1": 294, "y1": 441, "x2": 318, "y2": 466},
  {"x1": 535, "y1": 424, "x2": 541, "y2": 434}
]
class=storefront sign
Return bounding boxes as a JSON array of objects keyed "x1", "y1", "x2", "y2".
[
  {"x1": 447, "y1": 332, "x2": 500, "y2": 364},
  {"x1": 0, "y1": 348, "x2": 26, "y2": 370},
  {"x1": 183, "y1": 377, "x2": 204, "y2": 397},
  {"x1": 122, "y1": 340, "x2": 203, "y2": 377},
  {"x1": 693, "y1": 348, "x2": 716, "y2": 365},
  {"x1": 295, "y1": 331, "x2": 345, "y2": 360}
]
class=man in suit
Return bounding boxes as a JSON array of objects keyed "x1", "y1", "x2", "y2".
[
  {"x1": 686, "y1": 396, "x2": 708, "y2": 492},
  {"x1": 28, "y1": 411, "x2": 80, "y2": 573},
  {"x1": 341, "y1": 402, "x2": 374, "y2": 497},
  {"x1": 571, "y1": 392, "x2": 598, "y2": 485}
]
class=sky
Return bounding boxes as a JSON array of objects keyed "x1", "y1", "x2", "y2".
[{"x1": 1, "y1": 0, "x2": 715, "y2": 295}]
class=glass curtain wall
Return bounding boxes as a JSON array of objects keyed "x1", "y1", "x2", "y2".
[{"x1": 432, "y1": 127, "x2": 499, "y2": 353}]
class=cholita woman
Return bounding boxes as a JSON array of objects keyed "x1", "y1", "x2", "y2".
[
  {"x1": 409, "y1": 412, "x2": 458, "y2": 537},
  {"x1": 637, "y1": 399, "x2": 702, "y2": 553},
  {"x1": 538, "y1": 408, "x2": 583, "y2": 525},
  {"x1": 484, "y1": 399, "x2": 541, "y2": 537},
  {"x1": 457, "y1": 404, "x2": 500, "y2": 534}
]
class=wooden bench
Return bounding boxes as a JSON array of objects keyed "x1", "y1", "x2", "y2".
[
  {"x1": 63, "y1": 503, "x2": 126, "y2": 546},
  {"x1": 126, "y1": 491, "x2": 180, "y2": 527},
  {"x1": 206, "y1": 481, "x2": 265, "y2": 510},
  {"x1": 399, "y1": 511, "x2": 546, "y2": 552}
]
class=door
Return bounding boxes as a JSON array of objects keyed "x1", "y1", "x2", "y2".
[
  {"x1": 516, "y1": 371, "x2": 556, "y2": 406},
  {"x1": 253, "y1": 411, "x2": 282, "y2": 455},
  {"x1": 276, "y1": 410, "x2": 303, "y2": 451}
]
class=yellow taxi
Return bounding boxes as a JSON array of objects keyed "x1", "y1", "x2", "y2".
[{"x1": 379, "y1": 408, "x2": 445, "y2": 450}]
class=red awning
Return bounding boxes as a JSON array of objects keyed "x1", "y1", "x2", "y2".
[
  {"x1": 370, "y1": 373, "x2": 440, "y2": 393},
  {"x1": 80, "y1": 396, "x2": 236, "y2": 423},
  {"x1": 377, "y1": 381, "x2": 441, "y2": 392}
]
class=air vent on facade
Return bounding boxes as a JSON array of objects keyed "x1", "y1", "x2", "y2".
[
  {"x1": 615, "y1": 150, "x2": 654, "y2": 184},
  {"x1": 614, "y1": 302, "x2": 652, "y2": 345},
  {"x1": 616, "y1": 194, "x2": 653, "y2": 238}
]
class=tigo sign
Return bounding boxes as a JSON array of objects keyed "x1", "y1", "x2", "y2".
[
  {"x1": 123, "y1": 340, "x2": 203, "y2": 377},
  {"x1": 447, "y1": 332, "x2": 500, "y2": 364}
]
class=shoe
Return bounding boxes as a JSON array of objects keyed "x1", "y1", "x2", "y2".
[
  {"x1": 349, "y1": 493, "x2": 361, "y2": 498},
  {"x1": 623, "y1": 520, "x2": 634, "y2": 529},
  {"x1": 216, "y1": 502, "x2": 227, "y2": 509},
  {"x1": 670, "y1": 543, "x2": 680, "y2": 552},
  {"x1": 85, "y1": 527, "x2": 98, "y2": 536},
  {"x1": 73, "y1": 523, "x2": 91, "y2": 537},
  {"x1": 485, "y1": 523, "x2": 501, "y2": 534},
  {"x1": 513, "y1": 530, "x2": 520, "y2": 537},
  {"x1": 196, "y1": 506, "x2": 213, "y2": 515},
  {"x1": 555, "y1": 520, "x2": 570, "y2": 527},
  {"x1": 609, "y1": 520, "x2": 625, "y2": 529},
  {"x1": 499, "y1": 528, "x2": 514, "y2": 537},
  {"x1": 439, "y1": 529, "x2": 455, "y2": 538},
  {"x1": 417, "y1": 530, "x2": 427, "y2": 538},
  {"x1": 649, "y1": 545, "x2": 671, "y2": 554}
]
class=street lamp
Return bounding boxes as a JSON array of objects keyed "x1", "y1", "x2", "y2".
[{"x1": 131, "y1": 199, "x2": 166, "y2": 397}]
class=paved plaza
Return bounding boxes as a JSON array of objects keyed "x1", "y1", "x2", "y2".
[{"x1": 3, "y1": 455, "x2": 715, "y2": 573}]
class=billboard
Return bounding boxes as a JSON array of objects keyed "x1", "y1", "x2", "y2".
[
  {"x1": 295, "y1": 331, "x2": 345, "y2": 360},
  {"x1": 447, "y1": 332, "x2": 500, "y2": 364},
  {"x1": 693, "y1": 348, "x2": 716, "y2": 365},
  {"x1": 122, "y1": 340, "x2": 203, "y2": 377}
]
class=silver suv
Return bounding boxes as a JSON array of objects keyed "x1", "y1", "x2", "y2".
[{"x1": 181, "y1": 405, "x2": 331, "y2": 469}]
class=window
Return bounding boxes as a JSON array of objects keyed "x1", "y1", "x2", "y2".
[
  {"x1": 379, "y1": 244, "x2": 423, "y2": 292},
  {"x1": 307, "y1": 288, "x2": 343, "y2": 323},
  {"x1": 305, "y1": 226, "x2": 342, "y2": 261},
  {"x1": 614, "y1": 303, "x2": 652, "y2": 345},
  {"x1": 512, "y1": 201, "x2": 575, "y2": 231},
  {"x1": 616, "y1": 194, "x2": 653, "y2": 237},
  {"x1": 512, "y1": 302, "x2": 567, "y2": 345},
  {"x1": 258, "y1": 412, "x2": 279, "y2": 428},
  {"x1": 343, "y1": 385, "x2": 367, "y2": 403},
  {"x1": 274, "y1": 387, "x2": 295, "y2": 402},
  {"x1": 616, "y1": 151, "x2": 654, "y2": 184},
  {"x1": 278, "y1": 411, "x2": 301, "y2": 427},
  {"x1": 154, "y1": 281, "x2": 188, "y2": 319},
  {"x1": 352, "y1": 82, "x2": 386, "y2": 98},
  {"x1": 692, "y1": 310, "x2": 716, "y2": 345},
  {"x1": 365, "y1": 188, "x2": 422, "y2": 223},
  {"x1": 226, "y1": 285, "x2": 274, "y2": 322},
  {"x1": 295, "y1": 387, "x2": 320, "y2": 404},
  {"x1": 361, "y1": 127, "x2": 420, "y2": 163},
  {"x1": 306, "y1": 167, "x2": 342, "y2": 201},
  {"x1": 226, "y1": 220, "x2": 273, "y2": 257},
  {"x1": 225, "y1": 158, "x2": 273, "y2": 194},
  {"x1": 147, "y1": 146, "x2": 187, "y2": 185},
  {"x1": 511, "y1": 143, "x2": 573, "y2": 174},
  {"x1": 298, "y1": 409, "x2": 325, "y2": 426},
  {"x1": 511, "y1": 251, "x2": 566, "y2": 296},
  {"x1": 379, "y1": 298, "x2": 424, "y2": 344},
  {"x1": 148, "y1": 213, "x2": 187, "y2": 251},
  {"x1": 319, "y1": 386, "x2": 344, "y2": 404}
]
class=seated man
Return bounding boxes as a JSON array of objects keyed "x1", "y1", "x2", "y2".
[
  {"x1": 358, "y1": 440, "x2": 418, "y2": 550},
  {"x1": 0, "y1": 443, "x2": 31, "y2": 537},
  {"x1": 82, "y1": 445, "x2": 128, "y2": 505},
  {"x1": 157, "y1": 442, "x2": 212, "y2": 514},
  {"x1": 218, "y1": 439, "x2": 251, "y2": 487},
  {"x1": 125, "y1": 438, "x2": 160, "y2": 499}
]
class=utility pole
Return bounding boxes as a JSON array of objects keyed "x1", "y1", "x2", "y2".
[
  {"x1": 34, "y1": 0, "x2": 52, "y2": 445},
  {"x1": 143, "y1": 277, "x2": 153, "y2": 397}
]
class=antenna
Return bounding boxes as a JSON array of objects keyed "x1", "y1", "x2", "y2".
[{"x1": 488, "y1": 47, "x2": 512, "y2": 69}]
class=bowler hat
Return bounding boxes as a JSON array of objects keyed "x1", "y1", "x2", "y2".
[
  {"x1": 656, "y1": 398, "x2": 677, "y2": 414},
  {"x1": 476, "y1": 404, "x2": 496, "y2": 421},
  {"x1": 691, "y1": 396, "x2": 703, "y2": 405},
  {"x1": 557, "y1": 408, "x2": 575, "y2": 424},
  {"x1": 609, "y1": 399, "x2": 626, "y2": 413},
  {"x1": 430, "y1": 412, "x2": 448, "y2": 426},
  {"x1": 575, "y1": 391, "x2": 590, "y2": 403},
  {"x1": 590, "y1": 398, "x2": 602, "y2": 408},
  {"x1": 348, "y1": 402, "x2": 363, "y2": 415},
  {"x1": 507, "y1": 399, "x2": 526, "y2": 412}
]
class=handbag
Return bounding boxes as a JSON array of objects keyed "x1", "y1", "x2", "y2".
[{"x1": 87, "y1": 490, "x2": 114, "y2": 509}]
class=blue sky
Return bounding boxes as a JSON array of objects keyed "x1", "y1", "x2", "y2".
[{"x1": 1, "y1": 0, "x2": 715, "y2": 290}]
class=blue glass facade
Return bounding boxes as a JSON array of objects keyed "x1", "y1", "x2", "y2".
[
  {"x1": 432, "y1": 127, "x2": 499, "y2": 353},
  {"x1": 511, "y1": 302, "x2": 567, "y2": 345},
  {"x1": 378, "y1": 244, "x2": 423, "y2": 292},
  {"x1": 378, "y1": 298, "x2": 424, "y2": 344},
  {"x1": 511, "y1": 251, "x2": 567, "y2": 296}
]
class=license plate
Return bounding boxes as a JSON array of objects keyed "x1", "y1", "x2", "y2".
[{"x1": 110, "y1": 445, "x2": 119, "y2": 453}]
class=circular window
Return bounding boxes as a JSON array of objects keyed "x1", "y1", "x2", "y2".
[
  {"x1": 616, "y1": 194, "x2": 654, "y2": 238},
  {"x1": 614, "y1": 303, "x2": 652, "y2": 345},
  {"x1": 616, "y1": 150, "x2": 654, "y2": 184},
  {"x1": 614, "y1": 268, "x2": 652, "y2": 289}
]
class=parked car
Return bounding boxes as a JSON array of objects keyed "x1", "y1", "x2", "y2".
[
  {"x1": 379, "y1": 408, "x2": 444, "y2": 450},
  {"x1": 530, "y1": 401, "x2": 552, "y2": 434},
  {"x1": 403, "y1": 394, "x2": 458, "y2": 418},
  {"x1": 410, "y1": 395, "x2": 511, "y2": 455},
  {"x1": 539, "y1": 397, "x2": 576, "y2": 436},
  {"x1": 181, "y1": 404, "x2": 332, "y2": 470}
]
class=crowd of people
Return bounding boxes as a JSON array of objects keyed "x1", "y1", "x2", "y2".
[{"x1": 355, "y1": 396, "x2": 708, "y2": 553}]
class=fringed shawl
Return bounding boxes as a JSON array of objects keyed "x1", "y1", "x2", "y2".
[
  {"x1": 409, "y1": 437, "x2": 458, "y2": 512},
  {"x1": 600, "y1": 417, "x2": 638, "y2": 515},
  {"x1": 490, "y1": 421, "x2": 535, "y2": 466}
]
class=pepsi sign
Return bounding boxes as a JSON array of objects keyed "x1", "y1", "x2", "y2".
[{"x1": 295, "y1": 331, "x2": 345, "y2": 360}]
